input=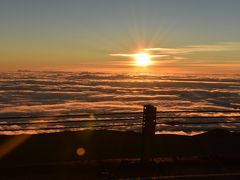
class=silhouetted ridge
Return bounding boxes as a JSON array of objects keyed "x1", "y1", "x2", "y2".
[{"x1": 197, "y1": 128, "x2": 231, "y2": 137}]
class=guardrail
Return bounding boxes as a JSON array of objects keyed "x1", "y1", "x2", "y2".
[{"x1": 0, "y1": 108, "x2": 240, "y2": 132}]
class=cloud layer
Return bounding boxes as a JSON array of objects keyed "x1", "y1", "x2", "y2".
[{"x1": 0, "y1": 71, "x2": 239, "y2": 134}]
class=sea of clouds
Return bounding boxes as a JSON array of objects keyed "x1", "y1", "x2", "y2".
[{"x1": 0, "y1": 71, "x2": 239, "y2": 135}]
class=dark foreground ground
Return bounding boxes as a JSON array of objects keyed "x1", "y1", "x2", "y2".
[{"x1": 1, "y1": 129, "x2": 240, "y2": 179}]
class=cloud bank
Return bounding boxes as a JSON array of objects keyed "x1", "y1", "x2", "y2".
[{"x1": 0, "y1": 72, "x2": 239, "y2": 134}]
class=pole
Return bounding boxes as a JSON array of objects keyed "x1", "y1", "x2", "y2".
[{"x1": 141, "y1": 104, "x2": 156, "y2": 163}]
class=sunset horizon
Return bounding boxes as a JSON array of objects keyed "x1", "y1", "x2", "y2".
[
  {"x1": 0, "y1": 1, "x2": 240, "y2": 179},
  {"x1": 1, "y1": 0, "x2": 240, "y2": 74}
]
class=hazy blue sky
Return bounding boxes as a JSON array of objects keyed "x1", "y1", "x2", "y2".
[{"x1": 0, "y1": 0, "x2": 240, "y2": 73}]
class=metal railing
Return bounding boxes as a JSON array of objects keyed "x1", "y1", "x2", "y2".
[{"x1": 0, "y1": 108, "x2": 240, "y2": 132}]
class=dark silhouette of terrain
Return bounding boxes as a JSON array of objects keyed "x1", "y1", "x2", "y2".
[{"x1": 1, "y1": 129, "x2": 240, "y2": 179}]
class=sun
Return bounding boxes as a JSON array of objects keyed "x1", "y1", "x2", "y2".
[{"x1": 134, "y1": 53, "x2": 151, "y2": 67}]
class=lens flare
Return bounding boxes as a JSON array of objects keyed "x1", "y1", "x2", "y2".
[{"x1": 76, "y1": 147, "x2": 86, "y2": 156}]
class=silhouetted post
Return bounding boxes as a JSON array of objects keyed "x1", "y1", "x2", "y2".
[{"x1": 141, "y1": 104, "x2": 156, "y2": 163}]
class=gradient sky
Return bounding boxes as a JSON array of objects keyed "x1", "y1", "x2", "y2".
[{"x1": 1, "y1": 0, "x2": 240, "y2": 73}]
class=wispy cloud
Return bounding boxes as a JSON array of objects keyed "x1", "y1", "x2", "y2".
[
  {"x1": 110, "y1": 54, "x2": 134, "y2": 57},
  {"x1": 141, "y1": 42, "x2": 240, "y2": 63},
  {"x1": 145, "y1": 42, "x2": 240, "y2": 55},
  {"x1": 110, "y1": 53, "x2": 168, "y2": 58},
  {"x1": 110, "y1": 42, "x2": 240, "y2": 63}
]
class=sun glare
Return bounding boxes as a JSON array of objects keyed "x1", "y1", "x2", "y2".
[{"x1": 134, "y1": 53, "x2": 151, "y2": 67}]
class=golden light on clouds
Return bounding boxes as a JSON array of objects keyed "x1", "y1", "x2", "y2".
[
  {"x1": 109, "y1": 51, "x2": 167, "y2": 68},
  {"x1": 108, "y1": 42, "x2": 240, "y2": 73}
]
